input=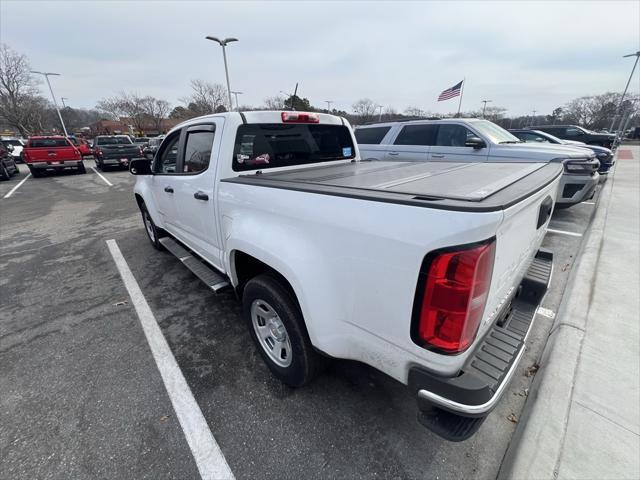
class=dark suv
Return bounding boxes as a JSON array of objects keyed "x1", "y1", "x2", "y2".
[
  {"x1": 0, "y1": 142, "x2": 20, "y2": 180},
  {"x1": 509, "y1": 129, "x2": 614, "y2": 174},
  {"x1": 529, "y1": 125, "x2": 616, "y2": 149}
]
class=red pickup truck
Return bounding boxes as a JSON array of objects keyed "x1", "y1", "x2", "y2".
[{"x1": 23, "y1": 136, "x2": 86, "y2": 177}]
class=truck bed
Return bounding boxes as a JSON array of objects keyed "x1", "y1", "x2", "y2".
[{"x1": 222, "y1": 160, "x2": 563, "y2": 212}]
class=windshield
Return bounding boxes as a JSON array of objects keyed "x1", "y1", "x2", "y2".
[
  {"x1": 3, "y1": 139, "x2": 23, "y2": 147},
  {"x1": 233, "y1": 123, "x2": 355, "y2": 172},
  {"x1": 472, "y1": 120, "x2": 521, "y2": 144},
  {"x1": 535, "y1": 131, "x2": 565, "y2": 144},
  {"x1": 97, "y1": 136, "x2": 133, "y2": 145},
  {"x1": 133, "y1": 138, "x2": 149, "y2": 143}
]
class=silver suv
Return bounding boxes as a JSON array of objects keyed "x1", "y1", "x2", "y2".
[{"x1": 355, "y1": 118, "x2": 599, "y2": 208}]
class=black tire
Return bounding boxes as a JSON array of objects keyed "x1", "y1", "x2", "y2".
[
  {"x1": 243, "y1": 274, "x2": 326, "y2": 387},
  {"x1": 96, "y1": 159, "x2": 103, "y2": 170},
  {"x1": 140, "y1": 202, "x2": 165, "y2": 249},
  {"x1": 30, "y1": 168, "x2": 42, "y2": 178},
  {"x1": 0, "y1": 164, "x2": 10, "y2": 180},
  {"x1": 77, "y1": 162, "x2": 86, "y2": 174}
]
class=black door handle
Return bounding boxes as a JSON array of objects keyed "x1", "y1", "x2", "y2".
[
  {"x1": 164, "y1": 186, "x2": 174, "y2": 193},
  {"x1": 194, "y1": 191, "x2": 209, "y2": 201}
]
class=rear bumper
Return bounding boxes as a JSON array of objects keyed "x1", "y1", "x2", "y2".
[
  {"x1": 99, "y1": 156, "x2": 144, "y2": 166},
  {"x1": 408, "y1": 249, "x2": 553, "y2": 441},
  {"x1": 28, "y1": 160, "x2": 82, "y2": 169}
]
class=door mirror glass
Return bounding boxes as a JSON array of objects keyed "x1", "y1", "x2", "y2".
[
  {"x1": 465, "y1": 136, "x2": 486, "y2": 149},
  {"x1": 129, "y1": 158, "x2": 152, "y2": 175}
]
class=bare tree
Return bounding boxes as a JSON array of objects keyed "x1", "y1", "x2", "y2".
[
  {"x1": 404, "y1": 106, "x2": 427, "y2": 117},
  {"x1": 0, "y1": 43, "x2": 48, "y2": 136},
  {"x1": 263, "y1": 95, "x2": 286, "y2": 110},
  {"x1": 142, "y1": 96, "x2": 170, "y2": 133},
  {"x1": 181, "y1": 79, "x2": 228, "y2": 115},
  {"x1": 351, "y1": 98, "x2": 378, "y2": 123}
]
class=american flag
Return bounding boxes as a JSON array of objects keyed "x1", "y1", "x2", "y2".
[{"x1": 437, "y1": 81, "x2": 463, "y2": 101}]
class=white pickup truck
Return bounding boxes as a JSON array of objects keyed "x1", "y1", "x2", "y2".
[
  {"x1": 129, "y1": 111, "x2": 562, "y2": 441},
  {"x1": 355, "y1": 118, "x2": 599, "y2": 208}
]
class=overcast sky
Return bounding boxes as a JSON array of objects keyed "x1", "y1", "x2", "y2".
[{"x1": 2, "y1": 0, "x2": 639, "y2": 116}]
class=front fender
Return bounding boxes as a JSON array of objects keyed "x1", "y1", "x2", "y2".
[{"x1": 134, "y1": 178, "x2": 164, "y2": 229}]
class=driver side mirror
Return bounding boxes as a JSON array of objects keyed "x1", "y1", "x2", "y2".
[
  {"x1": 6, "y1": 144, "x2": 14, "y2": 152},
  {"x1": 465, "y1": 136, "x2": 486, "y2": 149},
  {"x1": 130, "y1": 158, "x2": 152, "y2": 175}
]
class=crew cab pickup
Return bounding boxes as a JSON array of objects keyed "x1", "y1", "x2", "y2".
[
  {"x1": 23, "y1": 136, "x2": 86, "y2": 177},
  {"x1": 356, "y1": 119, "x2": 599, "y2": 208},
  {"x1": 129, "y1": 111, "x2": 562, "y2": 441},
  {"x1": 94, "y1": 135, "x2": 144, "y2": 170}
]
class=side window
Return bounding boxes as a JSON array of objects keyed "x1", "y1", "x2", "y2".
[
  {"x1": 435, "y1": 124, "x2": 473, "y2": 147},
  {"x1": 393, "y1": 124, "x2": 437, "y2": 146},
  {"x1": 565, "y1": 128, "x2": 584, "y2": 137},
  {"x1": 154, "y1": 132, "x2": 180, "y2": 174},
  {"x1": 522, "y1": 132, "x2": 549, "y2": 143},
  {"x1": 355, "y1": 126, "x2": 391, "y2": 145},
  {"x1": 183, "y1": 129, "x2": 215, "y2": 173}
]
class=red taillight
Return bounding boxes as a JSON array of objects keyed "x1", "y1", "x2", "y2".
[
  {"x1": 416, "y1": 240, "x2": 495, "y2": 354},
  {"x1": 281, "y1": 111, "x2": 320, "y2": 123},
  {"x1": 95, "y1": 148, "x2": 103, "y2": 157}
]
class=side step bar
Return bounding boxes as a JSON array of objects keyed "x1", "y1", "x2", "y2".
[{"x1": 159, "y1": 237, "x2": 230, "y2": 293}]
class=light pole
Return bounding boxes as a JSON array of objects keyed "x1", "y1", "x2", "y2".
[
  {"x1": 61, "y1": 97, "x2": 68, "y2": 108},
  {"x1": 376, "y1": 104, "x2": 383, "y2": 122},
  {"x1": 481, "y1": 99, "x2": 492, "y2": 118},
  {"x1": 205, "y1": 36, "x2": 238, "y2": 111},
  {"x1": 31, "y1": 71, "x2": 68, "y2": 136},
  {"x1": 610, "y1": 51, "x2": 640, "y2": 132},
  {"x1": 230, "y1": 91, "x2": 243, "y2": 111},
  {"x1": 325, "y1": 100, "x2": 333, "y2": 112}
]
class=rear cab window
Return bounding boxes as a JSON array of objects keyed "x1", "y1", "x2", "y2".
[
  {"x1": 96, "y1": 136, "x2": 133, "y2": 145},
  {"x1": 232, "y1": 123, "x2": 355, "y2": 172},
  {"x1": 355, "y1": 126, "x2": 391, "y2": 145},
  {"x1": 28, "y1": 138, "x2": 71, "y2": 148}
]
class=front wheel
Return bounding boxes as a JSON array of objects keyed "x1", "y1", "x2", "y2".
[
  {"x1": 243, "y1": 274, "x2": 326, "y2": 387},
  {"x1": 77, "y1": 162, "x2": 86, "y2": 174}
]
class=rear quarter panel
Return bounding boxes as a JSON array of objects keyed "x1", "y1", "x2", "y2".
[{"x1": 218, "y1": 181, "x2": 504, "y2": 383}]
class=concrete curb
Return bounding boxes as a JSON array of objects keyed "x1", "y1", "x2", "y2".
[{"x1": 498, "y1": 170, "x2": 617, "y2": 479}]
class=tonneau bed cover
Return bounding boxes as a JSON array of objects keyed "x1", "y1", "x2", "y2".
[{"x1": 222, "y1": 160, "x2": 563, "y2": 212}]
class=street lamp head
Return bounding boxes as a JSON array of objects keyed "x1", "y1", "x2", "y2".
[
  {"x1": 206, "y1": 36, "x2": 238, "y2": 46},
  {"x1": 623, "y1": 51, "x2": 640, "y2": 58},
  {"x1": 30, "y1": 71, "x2": 60, "y2": 76}
]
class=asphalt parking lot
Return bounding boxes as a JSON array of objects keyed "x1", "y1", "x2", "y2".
[{"x1": 0, "y1": 159, "x2": 606, "y2": 479}]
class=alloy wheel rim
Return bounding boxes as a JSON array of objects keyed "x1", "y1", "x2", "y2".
[
  {"x1": 251, "y1": 299, "x2": 292, "y2": 367},
  {"x1": 144, "y1": 212, "x2": 155, "y2": 242}
]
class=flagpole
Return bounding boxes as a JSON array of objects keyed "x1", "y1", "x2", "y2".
[{"x1": 456, "y1": 78, "x2": 465, "y2": 117}]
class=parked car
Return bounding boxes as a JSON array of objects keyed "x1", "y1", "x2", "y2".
[
  {"x1": 93, "y1": 135, "x2": 144, "y2": 170},
  {"x1": 142, "y1": 135, "x2": 165, "y2": 159},
  {"x1": 0, "y1": 142, "x2": 20, "y2": 180},
  {"x1": 68, "y1": 137, "x2": 93, "y2": 157},
  {"x1": 129, "y1": 111, "x2": 562, "y2": 441},
  {"x1": 1, "y1": 137, "x2": 25, "y2": 163},
  {"x1": 355, "y1": 119, "x2": 599, "y2": 208},
  {"x1": 509, "y1": 129, "x2": 614, "y2": 174},
  {"x1": 132, "y1": 137, "x2": 151, "y2": 149},
  {"x1": 22, "y1": 136, "x2": 86, "y2": 176},
  {"x1": 529, "y1": 125, "x2": 616, "y2": 149}
]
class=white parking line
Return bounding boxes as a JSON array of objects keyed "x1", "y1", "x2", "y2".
[
  {"x1": 546, "y1": 228, "x2": 583, "y2": 237},
  {"x1": 91, "y1": 167, "x2": 113, "y2": 186},
  {"x1": 3, "y1": 173, "x2": 31, "y2": 199},
  {"x1": 106, "y1": 239, "x2": 234, "y2": 480}
]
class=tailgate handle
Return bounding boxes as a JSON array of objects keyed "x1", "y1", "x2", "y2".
[
  {"x1": 194, "y1": 191, "x2": 209, "y2": 201},
  {"x1": 537, "y1": 196, "x2": 553, "y2": 229},
  {"x1": 431, "y1": 154, "x2": 445, "y2": 158},
  {"x1": 388, "y1": 151, "x2": 399, "y2": 156},
  {"x1": 164, "y1": 186, "x2": 174, "y2": 193}
]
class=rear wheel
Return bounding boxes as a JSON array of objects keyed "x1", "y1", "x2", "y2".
[
  {"x1": 77, "y1": 162, "x2": 86, "y2": 174},
  {"x1": 140, "y1": 203, "x2": 165, "y2": 250},
  {"x1": 0, "y1": 164, "x2": 9, "y2": 180},
  {"x1": 243, "y1": 274, "x2": 326, "y2": 387}
]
